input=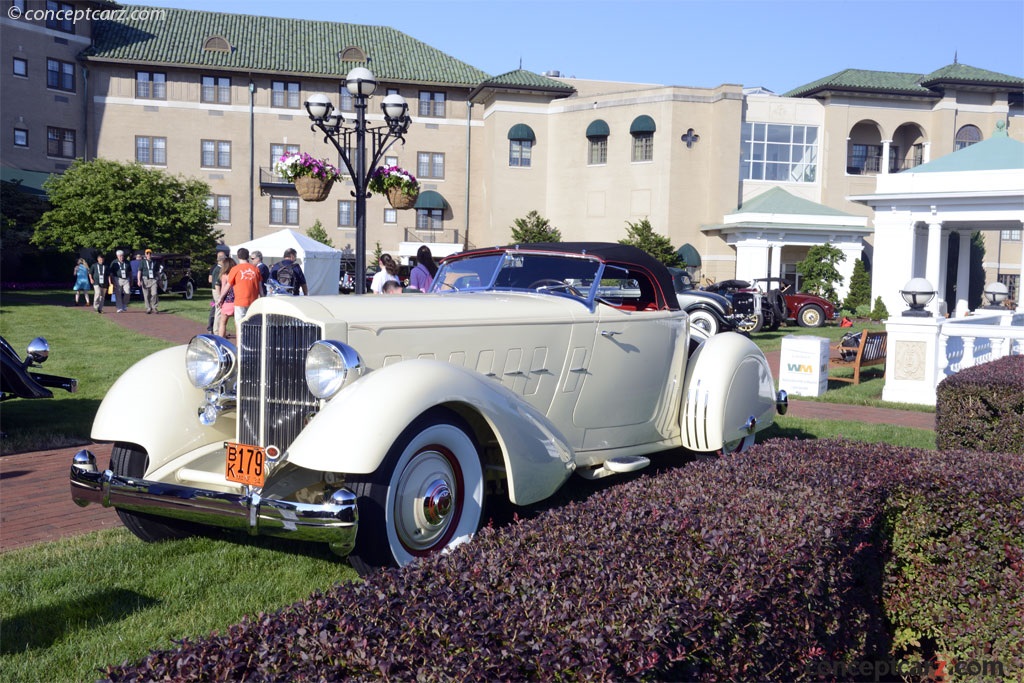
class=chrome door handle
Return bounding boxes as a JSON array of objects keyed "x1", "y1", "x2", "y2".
[{"x1": 600, "y1": 330, "x2": 620, "y2": 337}]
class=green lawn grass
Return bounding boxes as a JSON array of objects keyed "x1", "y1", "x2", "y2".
[{"x1": 0, "y1": 291, "x2": 936, "y2": 681}]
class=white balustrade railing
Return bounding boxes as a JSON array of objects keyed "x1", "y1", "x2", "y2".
[{"x1": 938, "y1": 311, "x2": 1024, "y2": 378}]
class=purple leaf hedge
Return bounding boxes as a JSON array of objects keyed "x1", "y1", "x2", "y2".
[{"x1": 103, "y1": 440, "x2": 1023, "y2": 682}]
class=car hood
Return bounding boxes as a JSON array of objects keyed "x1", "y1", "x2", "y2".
[{"x1": 677, "y1": 289, "x2": 730, "y2": 308}]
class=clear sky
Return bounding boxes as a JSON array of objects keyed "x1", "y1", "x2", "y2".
[{"x1": 139, "y1": 0, "x2": 1024, "y2": 94}]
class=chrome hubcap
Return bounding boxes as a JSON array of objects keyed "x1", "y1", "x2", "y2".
[
  {"x1": 422, "y1": 479, "x2": 453, "y2": 525},
  {"x1": 394, "y1": 449, "x2": 460, "y2": 552}
]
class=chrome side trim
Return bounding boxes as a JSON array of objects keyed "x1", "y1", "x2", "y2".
[{"x1": 70, "y1": 450, "x2": 357, "y2": 555}]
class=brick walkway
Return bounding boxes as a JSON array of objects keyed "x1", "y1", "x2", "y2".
[{"x1": 0, "y1": 309, "x2": 934, "y2": 552}]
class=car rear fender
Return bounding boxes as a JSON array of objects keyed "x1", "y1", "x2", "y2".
[
  {"x1": 91, "y1": 346, "x2": 236, "y2": 471},
  {"x1": 680, "y1": 332, "x2": 777, "y2": 452},
  {"x1": 286, "y1": 358, "x2": 576, "y2": 506}
]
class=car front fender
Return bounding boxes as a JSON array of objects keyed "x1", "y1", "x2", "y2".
[
  {"x1": 286, "y1": 358, "x2": 576, "y2": 506},
  {"x1": 91, "y1": 346, "x2": 236, "y2": 471},
  {"x1": 680, "y1": 332, "x2": 777, "y2": 452}
]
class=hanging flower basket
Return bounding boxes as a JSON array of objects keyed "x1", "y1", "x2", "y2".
[
  {"x1": 273, "y1": 152, "x2": 342, "y2": 203},
  {"x1": 294, "y1": 175, "x2": 334, "y2": 202},
  {"x1": 386, "y1": 184, "x2": 418, "y2": 210},
  {"x1": 369, "y1": 165, "x2": 420, "y2": 210}
]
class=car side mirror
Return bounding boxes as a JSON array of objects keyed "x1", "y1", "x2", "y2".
[{"x1": 26, "y1": 337, "x2": 49, "y2": 365}]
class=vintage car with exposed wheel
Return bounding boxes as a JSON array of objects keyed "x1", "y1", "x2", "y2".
[
  {"x1": 71, "y1": 243, "x2": 787, "y2": 574},
  {"x1": 130, "y1": 253, "x2": 196, "y2": 301},
  {"x1": 752, "y1": 277, "x2": 837, "y2": 329},
  {"x1": 669, "y1": 268, "x2": 753, "y2": 335}
]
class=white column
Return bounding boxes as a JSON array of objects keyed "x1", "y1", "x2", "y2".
[
  {"x1": 881, "y1": 140, "x2": 892, "y2": 175},
  {"x1": 925, "y1": 219, "x2": 944, "y2": 316},
  {"x1": 734, "y1": 239, "x2": 770, "y2": 283},
  {"x1": 955, "y1": 231, "x2": 972, "y2": 317},
  {"x1": 1018, "y1": 229, "x2": 1024, "y2": 312},
  {"x1": 871, "y1": 211, "x2": 916, "y2": 317},
  {"x1": 922, "y1": 141, "x2": 931, "y2": 164},
  {"x1": 769, "y1": 243, "x2": 783, "y2": 278}
]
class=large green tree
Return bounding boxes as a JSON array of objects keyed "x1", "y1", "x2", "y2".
[
  {"x1": 796, "y1": 242, "x2": 845, "y2": 302},
  {"x1": 510, "y1": 210, "x2": 561, "y2": 243},
  {"x1": 619, "y1": 218, "x2": 681, "y2": 267},
  {"x1": 32, "y1": 158, "x2": 221, "y2": 257}
]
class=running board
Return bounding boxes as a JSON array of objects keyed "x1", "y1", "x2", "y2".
[{"x1": 576, "y1": 455, "x2": 651, "y2": 480}]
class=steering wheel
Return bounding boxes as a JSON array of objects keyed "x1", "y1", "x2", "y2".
[{"x1": 529, "y1": 279, "x2": 582, "y2": 296}]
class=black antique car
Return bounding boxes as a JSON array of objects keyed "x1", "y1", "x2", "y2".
[
  {"x1": 130, "y1": 253, "x2": 196, "y2": 300},
  {"x1": 1, "y1": 336, "x2": 78, "y2": 401},
  {"x1": 668, "y1": 268, "x2": 750, "y2": 335}
]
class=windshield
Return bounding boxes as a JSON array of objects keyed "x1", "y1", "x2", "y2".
[{"x1": 431, "y1": 251, "x2": 604, "y2": 303}]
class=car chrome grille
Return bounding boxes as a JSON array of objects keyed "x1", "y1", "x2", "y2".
[
  {"x1": 238, "y1": 314, "x2": 321, "y2": 452},
  {"x1": 731, "y1": 292, "x2": 757, "y2": 316}
]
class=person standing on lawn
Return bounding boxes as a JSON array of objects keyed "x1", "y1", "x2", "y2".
[
  {"x1": 72, "y1": 258, "x2": 92, "y2": 306},
  {"x1": 109, "y1": 249, "x2": 133, "y2": 312},
  {"x1": 88, "y1": 254, "x2": 108, "y2": 313},
  {"x1": 138, "y1": 249, "x2": 161, "y2": 314},
  {"x1": 219, "y1": 247, "x2": 261, "y2": 321}
]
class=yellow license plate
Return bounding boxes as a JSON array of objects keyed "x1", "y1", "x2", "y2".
[{"x1": 225, "y1": 441, "x2": 265, "y2": 487}]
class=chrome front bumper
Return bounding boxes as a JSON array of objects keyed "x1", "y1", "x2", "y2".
[{"x1": 70, "y1": 450, "x2": 358, "y2": 556}]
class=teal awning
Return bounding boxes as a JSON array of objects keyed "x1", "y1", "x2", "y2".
[
  {"x1": 1, "y1": 167, "x2": 51, "y2": 197},
  {"x1": 414, "y1": 190, "x2": 447, "y2": 210},
  {"x1": 676, "y1": 243, "x2": 701, "y2": 267},
  {"x1": 629, "y1": 115, "x2": 656, "y2": 134},
  {"x1": 507, "y1": 123, "x2": 536, "y2": 142},
  {"x1": 585, "y1": 119, "x2": 609, "y2": 138}
]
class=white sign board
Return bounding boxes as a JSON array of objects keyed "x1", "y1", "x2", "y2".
[{"x1": 778, "y1": 335, "x2": 830, "y2": 397}]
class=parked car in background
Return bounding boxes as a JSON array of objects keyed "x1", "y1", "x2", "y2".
[
  {"x1": 71, "y1": 242, "x2": 787, "y2": 575},
  {"x1": 1, "y1": 335, "x2": 77, "y2": 401},
  {"x1": 703, "y1": 279, "x2": 765, "y2": 332},
  {"x1": 668, "y1": 268, "x2": 749, "y2": 335},
  {"x1": 752, "y1": 277, "x2": 838, "y2": 329},
  {"x1": 130, "y1": 253, "x2": 196, "y2": 300}
]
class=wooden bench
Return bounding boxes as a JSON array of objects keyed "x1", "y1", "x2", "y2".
[{"x1": 829, "y1": 330, "x2": 887, "y2": 385}]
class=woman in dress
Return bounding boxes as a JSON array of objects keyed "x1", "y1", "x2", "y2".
[
  {"x1": 370, "y1": 253, "x2": 400, "y2": 294},
  {"x1": 408, "y1": 245, "x2": 437, "y2": 292},
  {"x1": 73, "y1": 258, "x2": 92, "y2": 306},
  {"x1": 216, "y1": 258, "x2": 236, "y2": 338}
]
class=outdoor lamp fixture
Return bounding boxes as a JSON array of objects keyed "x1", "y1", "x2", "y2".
[
  {"x1": 900, "y1": 277, "x2": 936, "y2": 317},
  {"x1": 983, "y1": 281, "x2": 1010, "y2": 309},
  {"x1": 304, "y1": 66, "x2": 412, "y2": 294}
]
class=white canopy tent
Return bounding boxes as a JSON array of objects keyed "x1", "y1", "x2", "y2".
[{"x1": 230, "y1": 229, "x2": 341, "y2": 296}]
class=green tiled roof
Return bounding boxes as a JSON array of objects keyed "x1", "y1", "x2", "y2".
[
  {"x1": 482, "y1": 69, "x2": 573, "y2": 90},
  {"x1": 784, "y1": 63, "x2": 1023, "y2": 98},
  {"x1": 82, "y1": 5, "x2": 490, "y2": 86},
  {"x1": 734, "y1": 187, "x2": 859, "y2": 217},
  {"x1": 910, "y1": 122, "x2": 1024, "y2": 173}
]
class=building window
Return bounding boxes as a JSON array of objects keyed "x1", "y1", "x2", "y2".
[
  {"x1": 509, "y1": 140, "x2": 532, "y2": 167},
  {"x1": 46, "y1": 58, "x2": 74, "y2": 92},
  {"x1": 270, "y1": 143, "x2": 300, "y2": 172},
  {"x1": 955, "y1": 124, "x2": 982, "y2": 151},
  {"x1": 45, "y1": 0, "x2": 74, "y2": 33},
  {"x1": 417, "y1": 151, "x2": 445, "y2": 179},
  {"x1": 631, "y1": 133, "x2": 653, "y2": 162},
  {"x1": 201, "y1": 75, "x2": 230, "y2": 104},
  {"x1": 416, "y1": 209, "x2": 444, "y2": 231},
  {"x1": 383, "y1": 207, "x2": 397, "y2": 224},
  {"x1": 384, "y1": 155, "x2": 399, "y2": 167},
  {"x1": 588, "y1": 138, "x2": 608, "y2": 165},
  {"x1": 13, "y1": 57, "x2": 27, "y2": 77},
  {"x1": 418, "y1": 91, "x2": 445, "y2": 118},
  {"x1": 270, "y1": 197, "x2": 299, "y2": 225},
  {"x1": 135, "y1": 136, "x2": 167, "y2": 165},
  {"x1": 207, "y1": 195, "x2": 231, "y2": 223},
  {"x1": 14, "y1": 128, "x2": 28, "y2": 147},
  {"x1": 847, "y1": 143, "x2": 882, "y2": 175},
  {"x1": 46, "y1": 126, "x2": 75, "y2": 158},
  {"x1": 136, "y1": 71, "x2": 167, "y2": 100},
  {"x1": 201, "y1": 140, "x2": 231, "y2": 168},
  {"x1": 741, "y1": 123, "x2": 819, "y2": 182},
  {"x1": 338, "y1": 200, "x2": 355, "y2": 227},
  {"x1": 1001, "y1": 228, "x2": 1022, "y2": 241},
  {"x1": 271, "y1": 81, "x2": 300, "y2": 108}
]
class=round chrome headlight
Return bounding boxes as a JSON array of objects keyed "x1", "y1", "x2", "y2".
[
  {"x1": 186, "y1": 334, "x2": 236, "y2": 389},
  {"x1": 305, "y1": 340, "x2": 362, "y2": 399}
]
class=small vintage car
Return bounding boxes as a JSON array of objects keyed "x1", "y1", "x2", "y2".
[
  {"x1": 130, "y1": 253, "x2": 197, "y2": 300},
  {"x1": 752, "y1": 277, "x2": 838, "y2": 329},
  {"x1": 72, "y1": 243, "x2": 787, "y2": 574},
  {"x1": 669, "y1": 268, "x2": 751, "y2": 335}
]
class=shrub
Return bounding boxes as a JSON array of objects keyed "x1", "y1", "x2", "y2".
[
  {"x1": 842, "y1": 259, "x2": 871, "y2": 312},
  {"x1": 936, "y1": 355, "x2": 1024, "y2": 453},
  {"x1": 855, "y1": 303, "x2": 872, "y2": 319},
  {"x1": 869, "y1": 296, "x2": 889, "y2": 321},
  {"x1": 884, "y1": 450, "x2": 1024, "y2": 680},
  {"x1": 103, "y1": 442, "x2": 1023, "y2": 682}
]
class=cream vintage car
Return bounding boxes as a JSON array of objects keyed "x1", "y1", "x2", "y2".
[{"x1": 71, "y1": 243, "x2": 787, "y2": 573}]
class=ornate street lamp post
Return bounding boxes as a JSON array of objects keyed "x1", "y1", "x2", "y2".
[{"x1": 305, "y1": 66, "x2": 412, "y2": 294}]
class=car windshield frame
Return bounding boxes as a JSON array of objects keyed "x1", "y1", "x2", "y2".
[{"x1": 431, "y1": 250, "x2": 619, "y2": 308}]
